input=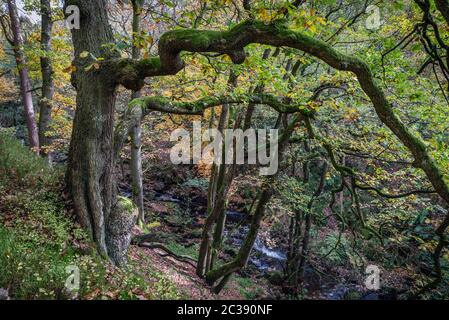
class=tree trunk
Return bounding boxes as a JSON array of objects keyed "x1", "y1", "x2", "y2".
[
  {"x1": 6, "y1": 0, "x2": 39, "y2": 152},
  {"x1": 197, "y1": 100, "x2": 230, "y2": 277},
  {"x1": 205, "y1": 114, "x2": 299, "y2": 291},
  {"x1": 297, "y1": 161, "x2": 328, "y2": 284},
  {"x1": 65, "y1": 0, "x2": 136, "y2": 266},
  {"x1": 38, "y1": 0, "x2": 55, "y2": 157},
  {"x1": 206, "y1": 185, "x2": 274, "y2": 290},
  {"x1": 130, "y1": 0, "x2": 145, "y2": 224}
]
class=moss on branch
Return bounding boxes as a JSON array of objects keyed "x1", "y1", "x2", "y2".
[
  {"x1": 111, "y1": 17, "x2": 449, "y2": 208},
  {"x1": 131, "y1": 93, "x2": 314, "y2": 118}
]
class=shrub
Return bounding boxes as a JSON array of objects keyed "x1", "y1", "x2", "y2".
[{"x1": 0, "y1": 130, "x2": 58, "y2": 189}]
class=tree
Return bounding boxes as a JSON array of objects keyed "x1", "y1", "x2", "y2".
[
  {"x1": 129, "y1": 0, "x2": 145, "y2": 225},
  {"x1": 64, "y1": 2, "x2": 449, "y2": 295},
  {"x1": 2, "y1": 0, "x2": 39, "y2": 152},
  {"x1": 64, "y1": 0, "x2": 137, "y2": 266},
  {"x1": 38, "y1": 0, "x2": 55, "y2": 156}
]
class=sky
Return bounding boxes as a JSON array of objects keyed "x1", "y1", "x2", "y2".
[{"x1": 16, "y1": 0, "x2": 40, "y2": 23}]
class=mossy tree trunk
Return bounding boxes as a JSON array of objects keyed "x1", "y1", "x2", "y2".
[{"x1": 65, "y1": 0, "x2": 136, "y2": 265}]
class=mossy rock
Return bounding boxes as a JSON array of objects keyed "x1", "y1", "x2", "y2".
[{"x1": 106, "y1": 197, "x2": 138, "y2": 267}]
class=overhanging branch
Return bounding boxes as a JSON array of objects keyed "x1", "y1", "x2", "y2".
[
  {"x1": 110, "y1": 17, "x2": 449, "y2": 252},
  {"x1": 113, "y1": 92, "x2": 314, "y2": 159},
  {"x1": 131, "y1": 93, "x2": 315, "y2": 116}
]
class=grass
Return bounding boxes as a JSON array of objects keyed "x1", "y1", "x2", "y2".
[
  {"x1": 236, "y1": 276, "x2": 264, "y2": 300},
  {"x1": 166, "y1": 241, "x2": 199, "y2": 260}
]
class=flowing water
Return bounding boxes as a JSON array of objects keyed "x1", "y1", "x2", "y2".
[
  {"x1": 133, "y1": 190, "x2": 376, "y2": 299},
  {"x1": 151, "y1": 192, "x2": 288, "y2": 273}
]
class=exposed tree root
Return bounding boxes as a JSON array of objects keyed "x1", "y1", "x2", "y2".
[{"x1": 135, "y1": 242, "x2": 197, "y2": 269}]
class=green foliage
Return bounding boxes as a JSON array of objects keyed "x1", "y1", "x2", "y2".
[
  {"x1": 0, "y1": 129, "x2": 59, "y2": 189},
  {"x1": 316, "y1": 231, "x2": 364, "y2": 268},
  {"x1": 236, "y1": 276, "x2": 264, "y2": 299},
  {"x1": 148, "y1": 271, "x2": 180, "y2": 300},
  {"x1": 0, "y1": 133, "x2": 179, "y2": 300},
  {"x1": 182, "y1": 177, "x2": 209, "y2": 191},
  {"x1": 166, "y1": 241, "x2": 199, "y2": 260}
]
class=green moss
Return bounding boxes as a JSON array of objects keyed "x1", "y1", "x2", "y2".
[
  {"x1": 117, "y1": 196, "x2": 136, "y2": 213},
  {"x1": 162, "y1": 29, "x2": 224, "y2": 49},
  {"x1": 166, "y1": 241, "x2": 199, "y2": 260},
  {"x1": 128, "y1": 98, "x2": 147, "y2": 110},
  {"x1": 236, "y1": 276, "x2": 264, "y2": 299},
  {"x1": 138, "y1": 57, "x2": 161, "y2": 71},
  {"x1": 148, "y1": 96, "x2": 171, "y2": 106}
]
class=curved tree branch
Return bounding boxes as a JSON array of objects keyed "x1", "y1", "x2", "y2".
[
  {"x1": 130, "y1": 93, "x2": 314, "y2": 116},
  {"x1": 109, "y1": 18, "x2": 449, "y2": 209},
  {"x1": 354, "y1": 184, "x2": 436, "y2": 199},
  {"x1": 107, "y1": 17, "x2": 449, "y2": 293}
]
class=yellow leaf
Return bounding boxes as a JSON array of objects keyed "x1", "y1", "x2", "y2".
[{"x1": 79, "y1": 51, "x2": 89, "y2": 58}]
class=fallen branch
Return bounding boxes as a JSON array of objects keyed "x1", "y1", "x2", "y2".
[
  {"x1": 136, "y1": 241, "x2": 197, "y2": 268},
  {"x1": 132, "y1": 233, "x2": 169, "y2": 245}
]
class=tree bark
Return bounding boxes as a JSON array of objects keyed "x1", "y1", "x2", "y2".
[
  {"x1": 130, "y1": 0, "x2": 145, "y2": 224},
  {"x1": 6, "y1": 0, "x2": 39, "y2": 152},
  {"x1": 38, "y1": 0, "x2": 55, "y2": 156},
  {"x1": 65, "y1": 0, "x2": 136, "y2": 265}
]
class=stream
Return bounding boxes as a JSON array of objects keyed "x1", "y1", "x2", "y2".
[
  {"x1": 225, "y1": 224, "x2": 287, "y2": 273},
  {"x1": 152, "y1": 192, "x2": 289, "y2": 273},
  {"x1": 126, "y1": 189, "x2": 380, "y2": 299}
]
